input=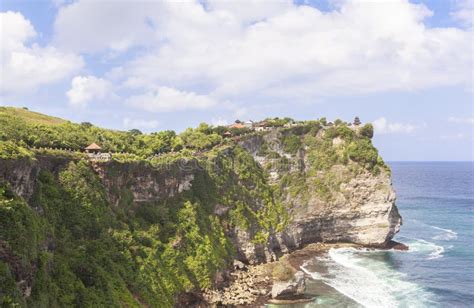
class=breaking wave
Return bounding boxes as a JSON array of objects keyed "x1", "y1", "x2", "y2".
[
  {"x1": 430, "y1": 226, "x2": 458, "y2": 241},
  {"x1": 302, "y1": 247, "x2": 437, "y2": 307}
]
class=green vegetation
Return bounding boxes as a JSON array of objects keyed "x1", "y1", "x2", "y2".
[
  {"x1": 180, "y1": 123, "x2": 222, "y2": 150},
  {"x1": 0, "y1": 107, "x2": 224, "y2": 158},
  {"x1": 0, "y1": 157, "x2": 237, "y2": 307},
  {"x1": 0, "y1": 140, "x2": 289, "y2": 306},
  {"x1": 269, "y1": 120, "x2": 387, "y2": 202},
  {"x1": 264, "y1": 117, "x2": 295, "y2": 127},
  {"x1": 280, "y1": 134, "x2": 301, "y2": 154},
  {"x1": 271, "y1": 258, "x2": 296, "y2": 281},
  {"x1": 0, "y1": 141, "x2": 34, "y2": 160},
  {"x1": 0, "y1": 107, "x2": 66, "y2": 126},
  {"x1": 0, "y1": 108, "x2": 391, "y2": 307},
  {"x1": 359, "y1": 123, "x2": 374, "y2": 139}
]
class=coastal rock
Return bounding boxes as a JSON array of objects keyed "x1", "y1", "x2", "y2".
[
  {"x1": 386, "y1": 240, "x2": 409, "y2": 251},
  {"x1": 203, "y1": 264, "x2": 272, "y2": 306},
  {"x1": 233, "y1": 259, "x2": 247, "y2": 270},
  {"x1": 235, "y1": 132, "x2": 402, "y2": 263},
  {"x1": 271, "y1": 271, "x2": 305, "y2": 299}
]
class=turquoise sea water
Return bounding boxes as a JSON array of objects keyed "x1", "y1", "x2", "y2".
[{"x1": 275, "y1": 162, "x2": 474, "y2": 308}]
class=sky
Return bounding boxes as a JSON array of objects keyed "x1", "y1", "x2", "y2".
[{"x1": 0, "y1": 0, "x2": 472, "y2": 161}]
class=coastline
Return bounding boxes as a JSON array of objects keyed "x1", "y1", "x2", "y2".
[{"x1": 200, "y1": 241, "x2": 409, "y2": 307}]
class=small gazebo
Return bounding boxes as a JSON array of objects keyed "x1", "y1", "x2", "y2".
[{"x1": 85, "y1": 143, "x2": 102, "y2": 153}]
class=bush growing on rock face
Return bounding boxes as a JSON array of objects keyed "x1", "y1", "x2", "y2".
[
  {"x1": 0, "y1": 141, "x2": 34, "y2": 159},
  {"x1": 325, "y1": 124, "x2": 354, "y2": 140},
  {"x1": 345, "y1": 139, "x2": 379, "y2": 170},
  {"x1": 179, "y1": 127, "x2": 222, "y2": 150},
  {"x1": 271, "y1": 260, "x2": 296, "y2": 282},
  {"x1": 281, "y1": 134, "x2": 301, "y2": 154},
  {"x1": 359, "y1": 123, "x2": 374, "y2": 139}
]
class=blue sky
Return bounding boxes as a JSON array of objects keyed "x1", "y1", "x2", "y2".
[{"x1": 0, "y1": 0, "x2": 472, "y2": 161}]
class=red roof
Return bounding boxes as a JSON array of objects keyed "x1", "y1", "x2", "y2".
[{"x1": 229, "y1": 123, "x2": 245, "y2": 129}]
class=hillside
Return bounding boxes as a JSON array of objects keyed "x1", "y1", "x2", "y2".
[
  {"x1": 0, "y1": 109, "x2": 401, "y2": 307},
  {"x1": 0, "y1": 107, "x2": 66, "y2": 126}
]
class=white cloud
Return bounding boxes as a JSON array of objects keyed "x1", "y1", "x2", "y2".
[
  {"x1": 126, "y1": 87, "x2": 218, "y2": 112},
  {"x1": 53, "y1": 1, "x2": 159, "y2": 53},
  {"x1": 206, "y1": 0, "x2": 293, "y2": 25},
  {"x1": 123, "y1": 117, "x2": 159, "y2": 130},
  {"x1": 372, "y1": 117, "x2": 418, "y2": 135},
  {"x1": 451, "y1": 0, "x2": 473, "y2": 28},
  {"x1": 448, "y1": 116, "x2": 474, "y2": 124},
  {"x1": 114, "y1": 0, "x2": 472, "y2": 103},
  {"x1": 48, "y1": 0, "x2": 472, "y2": 111},
  {"x1": 66, "y1": 75, "x2": 114, "y2": 107},
  {"x1": 0, "y1": 11, "x2": 83, "y2": 96}
]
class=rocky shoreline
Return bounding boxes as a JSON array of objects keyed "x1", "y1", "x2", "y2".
[{"x1": 198, "y1": 241, "x2": 408, "y2": 307}]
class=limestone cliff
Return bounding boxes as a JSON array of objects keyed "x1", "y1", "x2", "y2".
[
  {"x1": 236, "y1": 129, "x2": 402, "y2": 263},
  {"x1": 0, "y1": 120, "x2": 401, "y2": 306},
  {"x1": 1, "y1": 124, "x2": 401, "y2": 261}
]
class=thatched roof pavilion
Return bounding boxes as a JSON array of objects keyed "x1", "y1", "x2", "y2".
[{"x1": 85, "y1": 143, "x2": 102, "y2": 153}]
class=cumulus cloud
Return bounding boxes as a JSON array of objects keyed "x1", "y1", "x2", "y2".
[
  {"x1": 451, "y1": 0, "x2": 473, "y2": 28},
  {"x1": 53, "y1": 1, "x2": 159, "y2": 53},
  {"x1": 40, "y1": 0, "x2": 474, "y2": 112},
  {"x1": 115, "y1": 0, "x2": 472, "y2": 103},
  {"x1": 126, "y1": 87, "x2": 218, "y2": 112},
  {"x1": 206, "y1": 0, "x2": 293, "y2": 25},
  {"x1": 372, "y1": 117, "x2": 418, "y2": 135},
  {"x1": 448, "y1": 116, "x2": 474, "y2": 124},
  {"x1": 0, "y1": 11, "x2": 83, "y2": 96},
  {"x1": 123, "y1": 117, "x2": 160, "y2": 130},
  {"x1": 66, "y1": 75, "x2": 114, "y2": 107}
]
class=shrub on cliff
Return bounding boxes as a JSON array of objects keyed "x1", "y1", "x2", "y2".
[
  {"x1": 0, "y1": 141, "x2": 34, "y2": 160},
  {"x1": 359, "y1": 123, "x2": 374, "y2": 139},
  {"x1": 0, "y1": 184, "x2": 43, "y2": 307},
  {"x1": 272, "y1": 259, "x2": 296, "y2": 281},
  {"x1": 346, "y1": 139, "x2": 379, "y2": 170},
  {"x1": 180, "y1": 127, "x2": 222, "y2": 150},
  {"x1": 281, "y1": 134, "x2": 301, "y2": 154}
]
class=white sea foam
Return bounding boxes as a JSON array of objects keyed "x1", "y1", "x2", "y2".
[
  {"x1": 409, "y1": 220, "x2": 458, "y2": 241},
  {"x1": 430, "y1": 226, "x2": 458, "y2": 241},
  {"x1": 407, "y1": 238, "x2": 446, "y2": 260},
  {"x1": 300, "y1": 266, "x2": 322, "y2": 280},
  {"x1": 303, "y1": 247, "x2": 436, "y2": 308},
  {"x1": 427, "y1": 245, "x2": 445, "y2": 260}
]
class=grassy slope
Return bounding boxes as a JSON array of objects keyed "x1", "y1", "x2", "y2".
[{"x1": 0, "y1": 107, "x2": 67, "y2": 126}]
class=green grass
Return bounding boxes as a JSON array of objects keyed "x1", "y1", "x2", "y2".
[{"x1": 0, "y1": 107, "x2": 67, "y2": 126}]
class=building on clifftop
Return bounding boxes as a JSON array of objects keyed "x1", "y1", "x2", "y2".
[{"x1": 85, "y1": 143, "x2": 102, "y2": 153}]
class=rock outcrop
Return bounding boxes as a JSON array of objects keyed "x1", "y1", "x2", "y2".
[
  {"x1": 236, "y1": 129, "x2": 402, "y2": 262},
  {"x1": 271, "y1": 271, "x2": 306, "y2": 299},
  {"x1": 203, "y1": 265, "x2": 271, "y2": 306}
]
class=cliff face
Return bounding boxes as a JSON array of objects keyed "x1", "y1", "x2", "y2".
[
  {"x1": 1, "y1": 126, "x2": 401, "y2": 259},
  {"x1": 0, "y1": 122, "x2": 401, "y2": 306},
  {"x1": 236, "y1": 127, "x2": 401, "y2": 261}
]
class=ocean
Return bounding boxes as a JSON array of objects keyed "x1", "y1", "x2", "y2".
[{"x1": 269, "y1": 162, "x2": 474, "y2": 308}]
